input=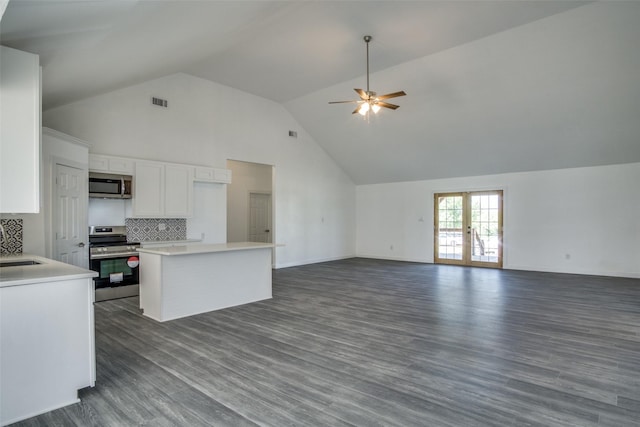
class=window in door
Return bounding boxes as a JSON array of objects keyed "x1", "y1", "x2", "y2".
[{"x1": 434, "y1": 190, "x2": 503, "y2": 268}]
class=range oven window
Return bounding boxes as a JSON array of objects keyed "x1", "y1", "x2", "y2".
[
  {"x1": 99, "y1": 259, "x2": 132, "y2": 279},
  {"x1": 90, "y1": 256, "x2": 139, "y2": 289}
]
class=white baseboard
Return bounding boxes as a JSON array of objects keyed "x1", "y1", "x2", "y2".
[
  {"x1": 355, "y1": 253, "x2": 432, "y2": 264},
  {"x1": 274, "y1": 254, "x2": 355, "y2": 269},
  {"x1": 504, "y1": 263, "x2": 640, "y2": 279}
]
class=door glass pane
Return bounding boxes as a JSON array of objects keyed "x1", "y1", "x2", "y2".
[
  {"x1": 437, "y1": 195, "x2": 463, "y2": 260},
  {"x1": 471, "y1": 194, "x2": 500, "y2": 264}
]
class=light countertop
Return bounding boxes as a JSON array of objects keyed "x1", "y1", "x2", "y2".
[
  {"x1": 0, "y1": 254, "x2": 97, "y2": 288},
  {"x1": 136, "y1": 242, "x2": 274, "y2": 256},
  {"x1": 138, "y1": 239, "x2": 202, "y2": 246}
]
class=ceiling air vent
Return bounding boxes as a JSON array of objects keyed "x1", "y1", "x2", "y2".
[
  {"x1": 152, "y1": 97, "x2": 168, "y2": 108},
  {"x1": 288, "y1": 130, "x2": 297, "y2": 138}
]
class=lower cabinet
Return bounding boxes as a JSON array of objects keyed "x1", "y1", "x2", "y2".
[
  {"x1": 133, "y1": 160, "x2": 193, "y2": 218},
  {"x1": 0, "y1": 276, "x2": 95, "y2": 425}
]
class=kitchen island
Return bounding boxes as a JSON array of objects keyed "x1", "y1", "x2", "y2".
[
  {"x1": 0, "y1": 255, "x2": 97, "y2": 426},
  {"x1": 136, "y1": 242, "x2": 273, "y2": 322}
]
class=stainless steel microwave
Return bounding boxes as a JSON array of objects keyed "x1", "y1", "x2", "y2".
[{"x1": 89, "y1": 172, "x2": 133, "y2": 199}]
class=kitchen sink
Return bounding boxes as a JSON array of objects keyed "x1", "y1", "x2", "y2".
[{"x1": 0, "y1": 260, "x2": 43, "y2": 267}]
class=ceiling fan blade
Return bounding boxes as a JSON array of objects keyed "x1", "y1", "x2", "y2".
[
  {"x1": 328, "y1": 100, "x2": 359, "y2": 104},
  {"x1": 376, "y1": 91, "x2": 406, "y2": 100},
  {"x1": 354, "y1": 89, "x2": 368, "y2": 100},
  {"x1": 377, "y1": 101, "x2": 400, "y2": 110},
  {"x1": 352, "y1": 107, "x2": 361, "y2": 115}
]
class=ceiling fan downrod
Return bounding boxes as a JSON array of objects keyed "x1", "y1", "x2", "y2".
[{"x1": 364, "y1": 35, "x2": 371, "y2": 96}]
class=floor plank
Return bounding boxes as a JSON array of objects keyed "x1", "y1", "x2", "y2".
[{"x1": 9, "y1": 259, "x2": 640, "y2": 426}]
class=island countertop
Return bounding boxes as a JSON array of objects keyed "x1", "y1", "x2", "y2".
[
  {"x1": 0, "y1": 254, "x2": 98, "y2": 288},
  {"x1": 136, "y1": 242, "x2": 274, "y2": 256}
]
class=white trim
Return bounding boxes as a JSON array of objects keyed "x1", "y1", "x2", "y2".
[
  {"x1": 42, "y1": 127, "x2": 92, "y2": 149},
  {"x1": 275, "y1": 254, "x2": 355, "y2": 269}
]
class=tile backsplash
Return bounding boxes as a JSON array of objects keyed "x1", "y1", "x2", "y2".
[
  {"x1": 125, "y1": 218, "x2": 186, "y2": 242},
  {"x1": 0, "y1": 218, "x2": 23, "y2": 255}
]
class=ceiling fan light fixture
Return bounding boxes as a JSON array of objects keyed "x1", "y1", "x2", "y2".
[{"x1": 329, "y1": 35, "x2": 406, "y2": 117}]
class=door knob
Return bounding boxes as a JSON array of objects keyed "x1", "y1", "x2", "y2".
[
  {"x1": 265, "y1": 229, "x2": 270, "y2": 233},
  {"x1": 78, "y1": 242, "x2": 86, "y2": 248}
]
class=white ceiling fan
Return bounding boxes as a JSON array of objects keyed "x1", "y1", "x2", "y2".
[{"x1": 329, "y1": 35, "x2": 406, "y2": 116}]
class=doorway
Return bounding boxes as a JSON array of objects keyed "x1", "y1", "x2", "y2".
[
  {"x1": 53, "y1": 162, "x2": 89, "y2": 268},
  {"x1": 434, "y1": 190, "x2": 503, "y2": 268},
  {"x1": 226, "y1": 160, "x2": 274, "y2": 244}
]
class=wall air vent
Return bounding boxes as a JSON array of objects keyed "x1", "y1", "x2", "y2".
[{"x1": 152, "y1": 97, "x2": 168, "y2": 108}]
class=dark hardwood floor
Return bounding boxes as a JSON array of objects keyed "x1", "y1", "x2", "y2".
[{"x1": 12, "y1": 258, "x2": 640, "y2": 426}]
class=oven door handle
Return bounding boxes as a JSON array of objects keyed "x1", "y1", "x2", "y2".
[{"x1": 90, "y1": 252, "x2": 139, "y2": 259}]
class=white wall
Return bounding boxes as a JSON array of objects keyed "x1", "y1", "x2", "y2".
[
  {"x1": 357, "y1": 163, "x2": 640, "y2": 278},
  {"x1": 43, "y1": 73, "x2": 356, "y2": 268}
]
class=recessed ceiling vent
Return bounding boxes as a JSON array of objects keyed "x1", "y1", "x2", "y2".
[{"x1": 152, "y1": 97, "x2": 168, "y2": 108}]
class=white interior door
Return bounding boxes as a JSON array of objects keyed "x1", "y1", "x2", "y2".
[
  {"x1": 54, "y1": 163, "x2": 88, "y2": 268},
  {"x1": 248, "y1": 192, "x2": 272, "y2": 243}
]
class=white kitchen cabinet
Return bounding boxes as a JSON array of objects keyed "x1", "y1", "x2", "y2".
[
  {"x1": 165, "y1": 164, "x2": 194, "y2": 217},
  {"x1": 193, "y1": 166, "x2": 232, "y2": 184},
  {"x1": 133, "y1": 160, "x2": 193, "y2": 218},
  {"x1": 0, "y1": 256, "x2": 96, "y2": 425},
  {"x1": 89, "y1": 154, "x2": 134, "y2": 174},
  {"x1": 0, "y1": 46, "x2": 41, "y2": 213}
]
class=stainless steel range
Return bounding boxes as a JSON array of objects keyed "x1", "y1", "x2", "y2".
[{"x1": 89, "y1": 225, "x2": 140, "y2": 302}]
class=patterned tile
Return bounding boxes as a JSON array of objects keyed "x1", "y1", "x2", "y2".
[
  {"x1": 0, "y1": 218, "x2": 23, "y2": 255},
  {"x1": 125, "y1": 218, "x2": 186, "y2": 242}
]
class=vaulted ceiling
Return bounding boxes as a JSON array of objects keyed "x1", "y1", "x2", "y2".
[{"x1": 2, "y1": 1, "x2": 639, "y2": 184}]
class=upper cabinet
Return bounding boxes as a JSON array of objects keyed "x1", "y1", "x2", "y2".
[
  {"x1": 89, "y1": 154, "x2": 134, "y2": 174},
  {"x1": 89, "y1": 152, "x2": 231, "y2": 218},
  {"x1": 0, "y1": 47, "x2": 41, "y2": 213},
  {"x1": 132, "y1": 160, "x2": 193, "y2": 218},
  {"x1": 193, "y1": 166, "x2": 232, "y2": 184}
]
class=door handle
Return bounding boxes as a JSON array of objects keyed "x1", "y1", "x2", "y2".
[
  {"x1": 265, "y1": 229, "x2": 270, "y2": 233},
  {"x1": 78, "y1": 242, "x2": 86, "y2": 248}
]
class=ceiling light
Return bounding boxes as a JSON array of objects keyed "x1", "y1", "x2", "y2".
[{"x1": 329, "y1": 35, "x2": 406, "y2": 117}]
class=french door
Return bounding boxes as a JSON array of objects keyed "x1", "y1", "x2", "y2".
[{"x1": 434, "y1": 190, "x2": 503, "y2": 268}]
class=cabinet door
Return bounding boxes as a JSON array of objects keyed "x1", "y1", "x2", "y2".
[
  {"x1": 88, "y1": 154, "x2": 109, "y2": 172},
  {"x1": 164, "y1": 164, "x2": 193, "y2": 217},
  {"x1": 133, "y1": 161, "x2": 164, "y2": 217},
  {"x1": 0, "y1": 47, "x2": 41, "y2": 213},
  {"x1": 214, "y1": 168, "x2": 232, "y2": 184},
  {"x1": 194, "y1": 166, "x2": 215, "y2": 182},
  {"x1": 108, "y1": 157, "x2": 134, "y2": 174},
  {"x1": 193, "y1": 166, "x2": 232, "y2": 183}
]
